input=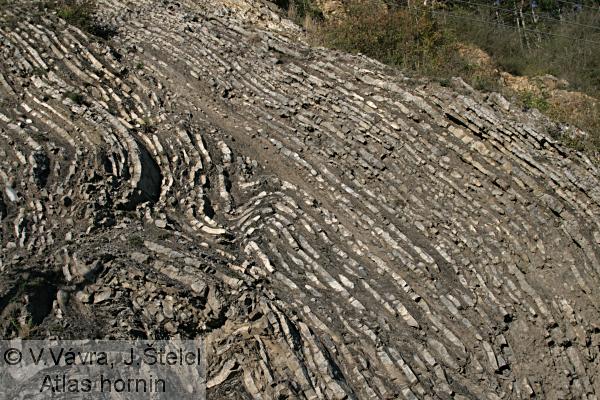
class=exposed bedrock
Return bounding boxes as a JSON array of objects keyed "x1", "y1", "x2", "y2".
[{"x1": 0, "y1": 0, "x2": 599, "y2": 399}]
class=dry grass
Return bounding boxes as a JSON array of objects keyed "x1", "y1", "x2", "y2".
[
  {"x1": 443, "y1": 8, "x2": 600, "y2": 155},
  {"x1": 445, "y1": 9, "x2": 600, "y2": 98},
  {"x1": 310, "y1": 2, "x2": 455, "y2": 75},
  {"x1": 287, "y1": 0, "x2": 600, "y2": 157}
]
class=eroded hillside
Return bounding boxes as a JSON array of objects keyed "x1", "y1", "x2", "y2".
[{"x1": 0, "y1": 0, "x2": 599, "y2": 398}]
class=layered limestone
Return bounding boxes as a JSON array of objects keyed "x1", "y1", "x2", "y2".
[{"x1": 0, "y1": 0, "x2": 599, "y2": 399}]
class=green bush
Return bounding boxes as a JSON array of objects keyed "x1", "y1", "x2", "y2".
[
  {"x1": 65, "y1": 91, "x2": 85, "y2": 105},
  {"x1": 128, "y1": 235, "x2": 144, "y2": 248},
  {"x1": 520, "y1": 90, "x2": 550, "y2": 112},
  {"x1": 56, "y1": 0, "x2": 95, "y2": 24},
  {"x1": 274, "y1": 0, "x2": 323, "y2": 23},
  {"x1": 313, "y1": 2, "x2": 461, "y2": 76},
  {"x1": 44, "y1": 0, "x2": 116, "y2": 39}
]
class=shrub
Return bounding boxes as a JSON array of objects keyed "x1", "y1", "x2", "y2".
[
  {"x1": 442, "y1": 7, "x2": 600, "y2": 155},
  {"x1": 443, "y1": 7, "x2": 600, "y2": 98},
  {"x1": 128, "y1": 235, "x2": 144, "y2": 248},
  {"x1": 56, "y1": 0, "x2": 96, "y2": 25},
  {"x1": 65, "y1": 91, "x2": 85, "y2": 105},
  {"x1": 274, "y1": 0, "x2": 323, "y2": 23},
  {"x1": 307, "y1": 0, "x2": 599, "y2": 157},
  {"x1": 45, "y1": 0, "x2": 116, "y2": 39},
  {"x1": 312, "y1": 2, "x2": 460, "y2": 76},
  {"x1": 519, "y1": 90, "x2": 550, "y2": 112},
  {"x1": 546, "y1": 100, "x2": 600, "y2": 157}
]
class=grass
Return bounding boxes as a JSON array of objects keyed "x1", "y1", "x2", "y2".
[
  {"x1": 6, "y1": 315, "x2": 34, "y2": 338},
  {"x1": 42, "y1": 0, "x2": 116, "y2": 39},
  {"x1": 65, "y1": 90, "x2": 85, "y2": 105},
  {"x1": 285, "y1": 0, "x2": 600, "y2": 158},
  {"x1": 128, "y1": 235, "x2": 144, "y2": 248},
  {"x1": 56, "y1": 0, "x2": 96, "y2": 25},
  {"x1": 307, "y1": 1, "x2": 504, "y2": 93},
  {"x1": 442, "y1": 8, "x2": 600, "y2": 156},
  {"x1": 546, "y1": 100, "x2": 600, "y2": 155},
  {"x1": 140, "y1": 116, "x2": 155, "y2": 133},
  {"x1": 444, "y1": 9, "x2": 600, "y2": 98},
  {"x1": 274, "y1": 0, "x2": 324, "y2": 23},
  {"x1": 520, "y1": 90, "x2": 550, "y2": 112},
  {"x1": 312, "y1": 3, "x2": 455, "y2": 76}
]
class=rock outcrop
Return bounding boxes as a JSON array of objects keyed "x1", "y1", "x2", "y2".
[{"x1": 1, "y1": 0, "x2": 599, "y2": 399}]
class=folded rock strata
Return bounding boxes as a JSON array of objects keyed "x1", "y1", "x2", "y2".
[{"x1": 0, "y1": 0, "x2": 599, "y2": 399}]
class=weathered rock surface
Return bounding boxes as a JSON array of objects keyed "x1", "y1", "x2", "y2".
[{"x1": 1, "y1": 0, "x2": 599, "y2": 399}]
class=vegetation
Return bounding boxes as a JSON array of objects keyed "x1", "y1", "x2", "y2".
[
  {"x1": 278, "y1": 0, "x2": 600, "y2": 158},
  {"x1": 139, "y1": 116, "x2": 156, "y2": 134},
  {"x1": 444, "y1": 6, "x2": 600, "y2": 97},
  {"x1": 128, "y1": 235, "x2": 144, "y2": 248},
  {"x1": 314, "y1": 2, "x2": 457, "y2": 75},
  {"x1": 546, "y1": 99, "x2": 600, "y2": 152},
  {"x1": 54, "y1": 0, "x2": 96, "y2": 25},
  {"x1": 42, "y1": 0, "x2": 116, "y2": 39},
  {"x1": 520, "y1": 90, "x2": 550, "y2": 112},
  {"x1": 274, "y1": 0, "x2": 324, "y2": 21},
  {"x1": 65, "y1": 90, "x2": 85, "y2": 105},
  {"x1": 442, "y1": 4, "x2": 600, "y2": 156}
]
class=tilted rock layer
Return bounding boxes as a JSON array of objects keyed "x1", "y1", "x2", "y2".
[{"x1": 1, "y1": 0, "x2": 600, "y2": 398}]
